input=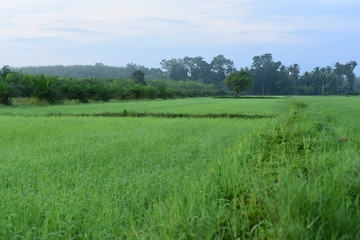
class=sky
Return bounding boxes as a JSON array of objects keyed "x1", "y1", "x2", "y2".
[{"x1": 1, "y1": 0, "x2": 359, "y2": 74}]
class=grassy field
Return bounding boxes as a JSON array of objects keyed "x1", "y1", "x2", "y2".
[
  {"x1": 0, "y1": 97, "x2": 284, "y2": 116},
  {"x1": 0, "y1": 96, "x2": 359, "y2": 239}
]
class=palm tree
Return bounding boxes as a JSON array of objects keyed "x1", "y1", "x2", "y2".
[
  {"x1": 0, "y1": 65, "x2": 12, "y2": 79},
  {"x1": 288, "y1": 64, "x2": 300, "y2": 94},
  {"x1": 334, "y1": 62, "x2": 342, "y2": 95}
]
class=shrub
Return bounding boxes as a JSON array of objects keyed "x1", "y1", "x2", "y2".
[
  {"x1": 0, "y1": 82, "x2": 16, "y2": 105},
  {"x1": 31, "y1": 75, "x2": 62, "y2": 103}
]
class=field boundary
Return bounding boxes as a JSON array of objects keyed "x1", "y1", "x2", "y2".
[{"x1": 11, "y1": 111, "x2": 276, "y2": 119}]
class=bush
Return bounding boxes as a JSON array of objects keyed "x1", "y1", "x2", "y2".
[
  {"x1": 0, "y1": 82, "x2": 16, "y2": 105},
  {"x1": 31, "y1": 75, "x2": 62, "y2": 103}
]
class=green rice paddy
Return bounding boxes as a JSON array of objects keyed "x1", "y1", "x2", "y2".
[{"x1": 0, "y1": 96, "x2": 359, "y2": 239}]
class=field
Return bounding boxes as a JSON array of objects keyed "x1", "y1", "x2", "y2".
[
  {"x1": 0, "y1": 96, "x2": 359, "y2": 239},
  {"x1": 0, "y1": 97, "x2": 284, "y2": 116}
]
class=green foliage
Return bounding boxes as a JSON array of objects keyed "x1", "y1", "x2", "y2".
[
  {"x1": 131, "y1": 70, "x2": 146, "y2": 85},
  {"x1": 225, "y1": 70, "x2": 253, "y2": 96},
  {"x1": 9, "y1": 54, "x2": 359, "y2": 96},
  {"x1": 0, "y1": 82, "x2": 15, "y2": 105},
  {"x1": 130, "y1": 84, "x2": 145, "y2": 99},
  {"x1": 15, "y1": 63, "x2": 166, "y2": 80},
  {"x1": 0, "y1": 65, "x2": 12, "y2": 79},
  {"x1": 0, "y1": 65, "x2": 227, "y2": 104},
  {"x1": 31, "y1": 74, "x2": 61, "y2": 103}
]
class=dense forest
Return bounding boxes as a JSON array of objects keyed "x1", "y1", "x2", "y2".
[{"x1": 1, "y1": 53, "x2": 358, "y2": 105}]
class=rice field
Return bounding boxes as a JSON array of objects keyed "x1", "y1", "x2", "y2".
[
  {"x1": 0, "y1": 96, "x2": 359, "y2": 239},
  {"x1": 0, "y1": 97, "x2": 285, "y2": 116}
]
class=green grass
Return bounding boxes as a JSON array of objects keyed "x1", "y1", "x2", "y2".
[
  {"x1": 0, "y1": 96, "x2": 359, "y2": 239},
  {"x1": 126, "y1": 97, "x2": 360, "y2": 239},
  {"x1": 0, "y1": 97, "x2": 285, "y2": 116},
  {"x1": 0, "y1": 115, "x2": 268, "y2": 239}
]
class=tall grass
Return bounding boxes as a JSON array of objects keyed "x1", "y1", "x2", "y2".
[
  {"x1": 0, "y1": 116, "x2": 267, "y2": 239},
  {"x1": 129, "y1": 97, "x2": 360, "y2": 239},
  {"x1": 1, "y1": 96, "x2": 359, "y2": 239}
]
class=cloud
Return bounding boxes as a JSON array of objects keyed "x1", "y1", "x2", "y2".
[
  {"x1": 145, "y1": 18, "x2": 188, "y2": 24},
  {"x1": 0, "y1": 0, "x2": 359, "y2": 71},
  {"x1": 44, "y1": 27, "x2": 105, "y2": 35}
]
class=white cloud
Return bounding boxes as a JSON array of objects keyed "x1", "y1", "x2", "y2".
[{"x1": 0, "y1": 0, "x2": 359, "y2": 68}]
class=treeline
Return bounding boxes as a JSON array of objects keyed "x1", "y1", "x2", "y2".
[
  {"x1": 0, "y1": 66, "x2": 223, "y2": 105},
  {"x1": 14, "y1": 55, "x2": 237, "y2": 86},
  {"x1": 15, "y1": 63, "x2": 167, "y2": 80},
  {"x1": 161, "y1": 54, "x2": 359, "y2": 95},
  {"x1": 14, "y1": 53, "x2": 359, "y2": 96},
  {"x1": 245, "y1": 54, "x2": 358, "y2": 95}
]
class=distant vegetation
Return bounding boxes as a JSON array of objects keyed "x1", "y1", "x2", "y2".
[
  {"x1": 0, "y1": 66, "x2": 224, "y2": 105},
  {"x1": 0, "y1": 53, "x2": 358, "y2": 105}
]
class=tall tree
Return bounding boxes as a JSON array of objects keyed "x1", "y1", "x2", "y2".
[
  {"x1": 288, "y1": 64, "x2": 300, "y2": 94},
  {"x1": 183, "y1": 56, "x2": 211, "y2": 81},
  {"x1": 210, "y1": 55, "x2": 236, "y2": 86},
  {"x1": 276, "y1": 65, "x2": 292, "y2": 95},
  {"x1": 160, "y1": 58, "x2": 188, "y2": 81},
  {"x1": 334, "y1": 62, "x2": 344, "y2": 95},
  {"x1": 250, "y1": 53, "x2": 282, "y2": 95},
  {"x1": 343, "y1": 61, "x2": 357, "y2": 93}
]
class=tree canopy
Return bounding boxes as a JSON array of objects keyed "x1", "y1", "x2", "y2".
[
  {"x1": 225, "y1": 70, "x2": 253, "y2": 96},
  {"x1": 131, "y1": 70, "x2": 146, "y2": 85},
  {"x1": 9, "y1": 53, "x2": 359, "y2": 96}
]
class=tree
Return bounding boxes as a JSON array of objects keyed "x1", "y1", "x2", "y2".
[
  {"x1": 0, "y1": 65, "x2": 12, "y2": 80},
  {"x1": 169, "y1": 63, "x2": 188, "y2": 81},
  {"x1": 183, "y1": 56, "x2": 210, "y2": 81},
  {"x1": 249, "y1": 53, "x2": 282, "y2": 95},
  {"x1": 210, "y1": 55, "x2": 237, "y2": 86},
  {"x1": 0, "y1": 82, "x2": 15, "y2": 105},
  {"x1": 131, "y1": 70, "x2": 146, "y2": 85},
  {"x1": 288, "y1": 64, "x2": 300, "y2": 94},
  {"x1": 343, "y1": 61, "x2": 357, "y2": 93},
  {"x1": 225, "y1": 70, "x2": 253, "y2": 96},
  {"x1": 334, "y1": 62, "x2": 344, "y2": 95},
  {"x1": 31, "y1": 74, "x2": 62, "y2": 103},
  {"x1": 160, "y1": 58, "x2": 188, "y2": 81}
]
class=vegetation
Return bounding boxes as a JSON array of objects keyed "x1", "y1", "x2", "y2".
[
  {"x1": 0, "y1": 97, "x2": 283, "y2": 116},
  {"x1": 131, "y1": 70, "x2": 146, "y2": 85},
  {"x1": 225, "y1": 70, "x2": 253, "y2": 96},
  {"x1": 13, "y1": 53, "x2": 358, "y2": 96},
  {"x1": 0, "y1": 96, "x2": 359, "y2": 239},
  {"x1": 14, "y1": 63, "x2": 167, "y2": 80},
  {"x1": 0, "y1": 68, "x2": 224, "y2": 104},
  {"x1": 0, "y1": 82, "x2": 15, "y2": 105}
]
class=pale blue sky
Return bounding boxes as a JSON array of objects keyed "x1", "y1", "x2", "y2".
[{"x1": 1, "y1": 0, "x2": 359, "y2": 74}]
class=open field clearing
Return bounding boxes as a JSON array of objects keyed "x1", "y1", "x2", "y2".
[
  {"x1": 0, "y1": 96, "x2": 359, "y2": 239},
  {"x1": 0, "y1": 97, "x2": 285, "y2": 117},
  {"x1": 0, "y1": 98, "x2": 276, "y2": 239}
]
